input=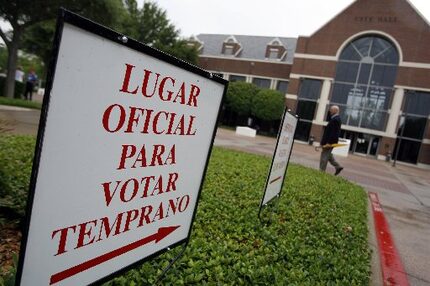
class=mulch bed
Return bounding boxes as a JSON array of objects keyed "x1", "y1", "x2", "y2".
[{"x1": 0, "y1": 223, "x2": 21, "y2": 276}]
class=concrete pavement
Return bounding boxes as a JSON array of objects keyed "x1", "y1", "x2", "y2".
[{"x1": 215, "y1": 128, "x2": 430, "y2": 286}]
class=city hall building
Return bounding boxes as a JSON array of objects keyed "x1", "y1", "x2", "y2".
[{"x1": 191, "y1": 0, "x2": 430, "y2": 168}]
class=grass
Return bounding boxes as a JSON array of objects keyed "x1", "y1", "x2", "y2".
[
  {"x1": 0, "y1": 136, "x2": 370, "y2": 285},
  {"x1": 0, "y1": 96, "x2": 42, "y2": 110}
]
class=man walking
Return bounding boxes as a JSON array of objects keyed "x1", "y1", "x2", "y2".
[{"x1": 319, "y1": 105, "x2": 343, "y2": 175}]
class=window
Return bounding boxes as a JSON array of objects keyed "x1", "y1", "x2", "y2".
[
  {"x1": 268, "y1": 48, "x2": 279, "y2": 59},
  {"x1": 252, "y1": 78, "x2": 271, "y2": 89},
  {"x1": 229, "y1": 75, "x2": 246, "y2": 82},
  {"x1": 295, "y1": 79, "x2": 322, "y2": 141},
  {"x1": 223, "y1": 45, "x2": 235, "y2": 55},
  {"x1": 276, "y1": 81, "x2": 289, "y2": 94},
  {"x1": 394, "y1": 91, "x2": 430, "y2": 164},
  {"x1": 331, "y1": 35, "x2": 399, "y2": 131},
  {"x1": 299, "y1": 79, "x2": 322, "y2": 100}
]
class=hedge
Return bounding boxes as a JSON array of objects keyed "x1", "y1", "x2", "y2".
[
  {"x1": 0, "y1": 135, "x2": 35, "y2": 218},
  {"x1": 0, "y1": 136, "x2": 370, "y2": 285}
]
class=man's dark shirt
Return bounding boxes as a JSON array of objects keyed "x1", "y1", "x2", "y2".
[{"x1": 321, "y1": 114, "x2": 341, "y2": 146}]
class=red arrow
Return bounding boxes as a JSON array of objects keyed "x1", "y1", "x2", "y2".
[{"x1": 50, "y1": 225, "x2": 180, "y2": 285}]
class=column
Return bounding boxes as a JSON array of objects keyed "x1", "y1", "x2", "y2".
[
  {"x1": 314, "y1": 79, "x2": 331, "y2": 123},
  {"x1": 386, "y1": 88, "x2": 404, "y2": 136}
]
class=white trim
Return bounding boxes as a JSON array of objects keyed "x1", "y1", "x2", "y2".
[
  {"x1": 224, "y1": 35, "x2": 239, "y2": 44},
  {"x1": 293, "y1": 53, "x2": 337, "y2": 61},
  {"x1": 280, "y1": 50, "x2": 288, "y2": 61},
  {"x1": 335, "y1": 30, "x2": 404, "y2": 63},
  {"x1": 289, "y1": 73, "x2": 333, "y2": 81},
  {"x1": 311, "y1": 121, "x2": 397, "y2": 138},
  {"x1": 400, "y1": 62, "x2": 430, "y2": 69},
  {"x1": 293, "y1": 53, "x2": 430, "y2": 70},
  {"x1": 422, "y1": 139, "x2": 430, "y2": 144},
  {"x1": 199, "y1": 55, "x2": 291, "y2": 65},
  {"x1": 285, "y1": 94, "x2": 298, "y2": 100},
  {"x1": 394, "y1": 85, "x2": 430, "y2": 93},
  {"x1": 315, "y1": 80, "x2": 331, "y2": 122},
  {"x1": 386, "y1": 88, "x2": 404, "y2": 136},
  {"x1": 268, "y1": 37, "x2": 283, "y2": 46},
  {"x1": 213, "y1": 71, "x2": 289, "y2": 82}
]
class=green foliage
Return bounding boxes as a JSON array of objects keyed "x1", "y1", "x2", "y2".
[
  {"x1": 0, "y1": 96, "x2": 42, "y2": 109},
  {"x1": 0, "y1": 135, "x2": 35, "y2": 218},
  {"x1": 137, "y1": 1, "x2": 198, "y2": 64},
  {"x1": 0, "y1": 137, "x2": 370, "y2": 284},
  {"x1": 252, "y1": 89, "x2": 285, "y2": 121},
  {"x1": 226, "y1": 81, "x2": 260, "y2": 116},
  {"x1": 105, "y1": 148, "x2": 370, "y2": 285},
  {"x1": 0, "y1": 253, "x2": 18, "y2": 286}
]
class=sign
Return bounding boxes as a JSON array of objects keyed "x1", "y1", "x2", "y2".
[
  {"x1": 260, "y1": 110, "x2": 298, "y2": 206},
  {"x1": 16, "y1": 10, "x2": 227, "y2": 286}
]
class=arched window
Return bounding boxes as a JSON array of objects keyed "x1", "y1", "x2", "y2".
[{"x1": 330, "y1": 35, "x2": 399, "y2": 131}]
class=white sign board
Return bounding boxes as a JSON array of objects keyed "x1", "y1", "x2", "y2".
[
  {"x1": 17, "y1": 11, "x2": 226, "y2": 286},
  {"x1": 260, "y1": 110, "x2": 298, "y2": 206}
]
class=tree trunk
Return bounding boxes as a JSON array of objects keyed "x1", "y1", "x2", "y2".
[{"x1": 3, "y1": 27, "x2": 22, "y2": 98}]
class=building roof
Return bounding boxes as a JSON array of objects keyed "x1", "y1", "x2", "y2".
[{"x1": 195, "y1": 34, "x2": 297, "y2": 64}]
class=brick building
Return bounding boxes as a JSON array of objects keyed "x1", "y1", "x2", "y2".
[{"x1": 191, "y1": 0, "x2": 430, "y2": 168}]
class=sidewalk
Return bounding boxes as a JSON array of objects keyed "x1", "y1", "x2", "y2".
[{"x1": 215, "y1": 128, "x2": 430, "y2": 286}]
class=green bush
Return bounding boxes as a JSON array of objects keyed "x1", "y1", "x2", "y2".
[
  {"x1": 252, "y1": 89, "x2": 285, "y2": 121},
  {"x1": 0, "y1": 135, "x2": 35, "y2": 218},
  {"x1": 226, "y1": 81, "x2": 259, "y2": 116},
  {"x1": 0, "y1": 137, "x2": 370, "y2": 284},
  {"x1": 106, "y1": 148, "x2": 370, "y2": 285}
]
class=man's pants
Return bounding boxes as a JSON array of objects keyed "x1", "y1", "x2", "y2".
[{"x1": 319, "y1": 147, "x2": 341, "y2": 171}]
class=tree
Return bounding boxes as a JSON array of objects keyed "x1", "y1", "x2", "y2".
[
  {"x1": 20, "y1": 0, "x2": 135, "y2": 79},
  {"x1": 226, "y1": 81, "x2": 260, "y2": 116},
  {"x1": 0, "y1": 0, "x2": 125, "y2": 98},
  {"x1": 251, "y1": 89, "x2": 285, "y2": 121},
  {"x1": 138, "y1": 1, "x2": 198, "y2": 64}
]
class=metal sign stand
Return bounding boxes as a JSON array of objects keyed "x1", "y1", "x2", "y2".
[
  {"x1": 155, "y1": 241, "x2": 189, "y2": 285},
  {"x1": 257, "y1": 109, "x2": 299, "y2": 226},
  {"x1": 258, "y1": 194, "x2": 281, "y2": 225}
]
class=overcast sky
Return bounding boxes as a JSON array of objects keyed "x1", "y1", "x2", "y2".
[{"x1": 140, "y1": 0, "x2": 430, "y2": 38}]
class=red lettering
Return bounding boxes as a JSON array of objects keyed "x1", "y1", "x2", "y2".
[
  {"x1": 119, "y1": 64, "x2": 138, "y2": 94},
  {"x1": 101, "y1": 180, "x2": 122, "y2": 207},
  {"x1": 150, "y1": 145, "x2": 165, "y2": 166},
  {"x1": 51, "y1": 225, "x2": 77, "y2": 256},
  {"x1": 188, "y1": 84, "x2": 200, "y2": 107},
  {"x1": 158, "y1": 77, "x2": 175, "y2": 101},
  {"x1": 118, "y1": 144, "x2": 137, "y2": 170},
  {"x1": 123, "y1": 209, "x2": 139, "y2": 232},
  {"x1": 75, "y1": 220, "x2": 98, "y2": 249},
  {"x1": 102, "y1": 104, "x2": 126, "y2": 133},
  {"x1": 142, "y1": 69, "x2": 160, "y2": 97}
]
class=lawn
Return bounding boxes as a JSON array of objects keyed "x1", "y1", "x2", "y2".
[
  {"x1": 0, "y1": 135, "x2": 370, "y2": 285},
  {"x1": 0, "y1": 97, "x2": 42, "y2": 110}
]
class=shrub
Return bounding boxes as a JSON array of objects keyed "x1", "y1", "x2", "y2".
[
  {"x1": 106, "y1": 148, "x2": 370, "y2": 285},
  {"x1": 252, "y1": 89, "x2": 285, "y2": 121},
  {"x1": 0, "y1": 135, "x2": 35, "y2": 218},
  {"x1": 225, "y1": 81, "x2": 259, "y2": 116}
]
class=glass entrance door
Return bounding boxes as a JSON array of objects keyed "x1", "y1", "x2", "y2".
[{"x1": 340, "y1": 131, "x2": 380, "y2": 156}]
